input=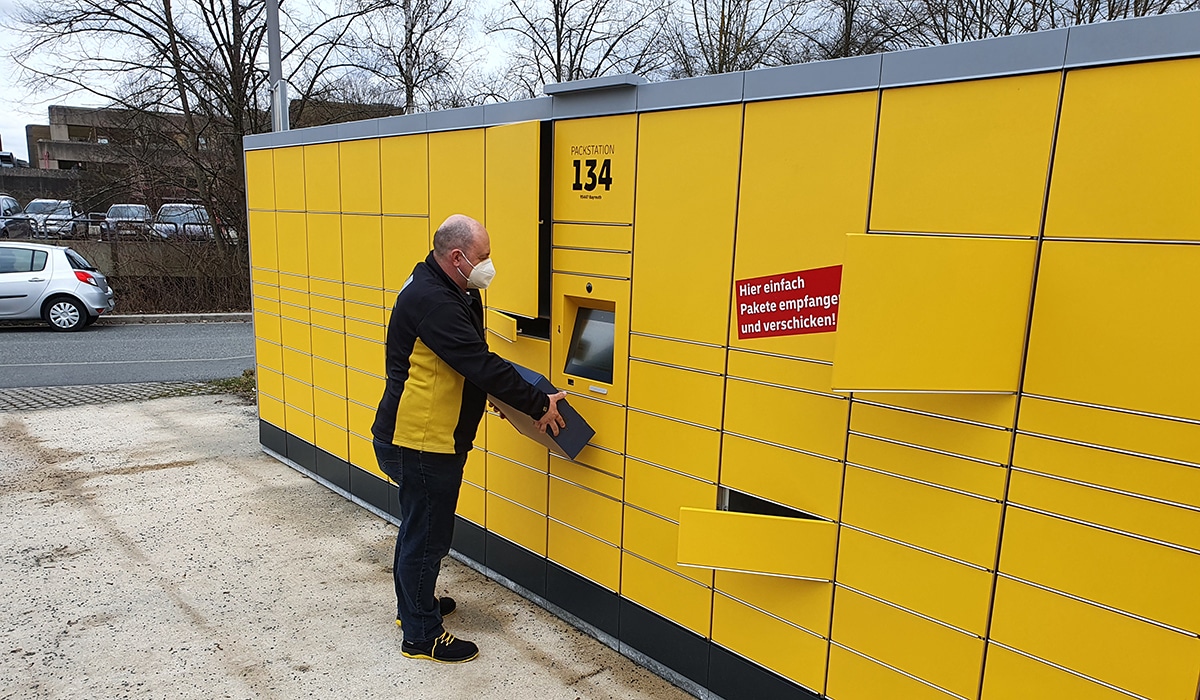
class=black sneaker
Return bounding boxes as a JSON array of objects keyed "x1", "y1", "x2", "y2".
[
  {"x1": 401, "y1": 631, "x2": 479, "y2": 664},
  {"x1": 395, "y1": 596, "x2": 456, "y2": 628}
]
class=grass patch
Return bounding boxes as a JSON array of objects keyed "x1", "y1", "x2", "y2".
[{"x1": 206, "y1": 368, "x2": 257, "y2": 403}]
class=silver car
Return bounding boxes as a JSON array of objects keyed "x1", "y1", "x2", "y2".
[
  {"x1": 23, "y1": 199, "x2": 79, "y2": 238},
  {"x1": 153, "y1": 203, "x2": 212, "y2": 239},
  {"x1": 102, "y1": 203, "x2": 153, "y2": 239},
  {"x1": 0, "y1": 242, "x2": 115, "y2": 331}
]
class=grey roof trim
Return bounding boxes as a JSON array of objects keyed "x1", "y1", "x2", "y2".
[
  {"x1": 1065, "y1": 11, "x2": 1200, "y2": 68},
  {"x1": 482, "y1": 97, "x2": 552, "y2": 126},
  {"x1": 743, "y1": 54, "x2": 882, "y2": 101},
  {"x1": 244, "y1": 132, "x2": 275, "y2": 150},
  {"x1": 375, "y1": 112, "x2": 428, "y2": 138},
  {"x1": 425, "y1": 105, "x2": 486, "y2": 131},
  {"x1": 544, "y1": 73, "x2": 647, "y2": 94},
  {"x1": 636, "y1": 72, "x2": 745, "y2": 111},
  {"x1": 273, "y1": 123, "x2": 340, "y2": 148},
  {"x1": 336, "y1": 119, "x2": 378, "y2": 140},
  {"x1": 552, "y1": 88, "x2": 639, "y2": 119},
  {"x1": 881, "y1": 28, "x2": 1069, "y2": 87}
]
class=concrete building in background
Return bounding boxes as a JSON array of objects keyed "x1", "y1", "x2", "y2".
[
  {"x1": 24, "y1": 105, "x2": 188, "y2": 172},
  {"x1": 24, "y1": 101, "x2": 405, "y2": 173}
]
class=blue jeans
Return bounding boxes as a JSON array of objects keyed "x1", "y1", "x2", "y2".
[{"x1": 374, "y1": 440, "x2": 467, "y2": 644}]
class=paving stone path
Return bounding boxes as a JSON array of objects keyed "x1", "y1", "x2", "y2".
[{"x1": 0, "y1": 382, "x2": 225, "y2": 411}]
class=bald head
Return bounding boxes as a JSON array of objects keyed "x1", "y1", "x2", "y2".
[
  {"x1": 432, "y1": 214, "x2": 492, "y2": 291},
  {"x1": 432, "y1": 215, "x2": 486, "y2": 261}
]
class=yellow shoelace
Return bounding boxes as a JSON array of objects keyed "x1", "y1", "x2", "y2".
[{"x1": 433, "y1": 631, "x2": 457, "y2": 650}]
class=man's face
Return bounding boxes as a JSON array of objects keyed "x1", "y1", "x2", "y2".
[{"x1": 452, "y1": 229, "x2": 492, "y2": 283}]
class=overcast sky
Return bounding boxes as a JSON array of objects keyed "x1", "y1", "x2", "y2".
[
  {"x1": 0, "y1": 0, "x2": 74, "y2": 162},
  {"x1": 0, "y1": 0, "x2": 508, "y2": 163}
]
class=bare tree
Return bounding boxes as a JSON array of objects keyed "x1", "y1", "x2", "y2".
[
  {"x1": 346, "y1": 0, "x2": 475, "y2": 113},
  {"x1": 891, "y1": 0, "x2": 1197, "y2": 45},
  {"x1": 666, "y1": 0, "x2": 808, "y2": 77},
  {"x1": 487, "y1": 0, "x2": 671, "y2": 97},
  {"x1": 892, "y1": 0, "x2": 1029, "y2": 44},
  {"x1": 800, "y1": 0, "x2": 913, "y2": 57},
  {"x1": 1047, "y1": 0, "x2": 1198, "y2": 25},
  {"x1": 7, "y1": 0, "x2": 393, "y2": 252}
]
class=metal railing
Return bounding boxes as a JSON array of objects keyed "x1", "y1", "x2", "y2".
[{"x1": 1, "y1": 215, "x2": 239, "y2": 242}]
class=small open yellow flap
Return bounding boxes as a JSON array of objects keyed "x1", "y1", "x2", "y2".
[
  {"x1": 486, "y1": 309, "x2": 518, "y2": 343},
  {"x1": 677, "y1": 507, "x2": 837, "y2": 580}
]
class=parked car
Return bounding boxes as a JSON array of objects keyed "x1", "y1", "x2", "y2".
[
  {"x1": 24, "y1": 199, "x2": 81, "y2": 238},
  {"x1": 101, "y1": 203, "x2": 153, "y2": 239},
  {"x1": 153, "y1": 203, "x2": 213, "y2": 240},
  {"x1": 0, "y1": 193, "x2": 34, "y2": 238},
  {"x1": 0, "y1": 241, "x2": 115, "y2": 331}
]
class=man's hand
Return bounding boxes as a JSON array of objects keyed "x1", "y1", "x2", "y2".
[
  {"x1": 535, "y1": 391, "x2": 568, "y2": 436},
  {"x1": 488, "y1": 401, "x2": 507, "y2": 421}
]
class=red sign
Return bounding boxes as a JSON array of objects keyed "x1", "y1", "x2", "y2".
[{"x1": 736, "y1": 266, "x2": 842, "y2": 340}]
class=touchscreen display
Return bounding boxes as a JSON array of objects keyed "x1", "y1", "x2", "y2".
[{"x1": 563, "y1": 308, "x2": 616, "y2": 384}]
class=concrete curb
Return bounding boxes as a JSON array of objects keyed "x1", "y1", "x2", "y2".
[{"x1": 97, "y1": 312, "x2": 252, "y2": 325}]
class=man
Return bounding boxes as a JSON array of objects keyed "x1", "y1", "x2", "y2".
[{"x1": 372, "y1": 214, "x2": 566, "y2": 664}]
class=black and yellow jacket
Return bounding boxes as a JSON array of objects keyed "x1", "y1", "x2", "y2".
[{"x1": 372, "y1": 252, "x2": 549, "y2": 455}]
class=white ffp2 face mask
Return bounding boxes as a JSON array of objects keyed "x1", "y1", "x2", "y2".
[{"x1": 459, "y1": 254, "x2": 496, "y2": 290}]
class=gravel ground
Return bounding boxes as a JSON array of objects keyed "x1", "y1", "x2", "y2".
[{"x1": 0, "y1": 396, "x2": 688, "y2": 700}]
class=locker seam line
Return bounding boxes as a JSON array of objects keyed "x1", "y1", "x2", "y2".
[
  {"x1": 716, "y1": 100, "x2": 749, "y2": 645},
  {"x1": 721, "y1": 430, "x2": 844, "y2": 463},
  {"x1": 1021, "y1": 392, "x2": 1200, "y2": 427},
  {"x1": 688, "y1": 563, "x2": 829, "y2": 584},
  {"x1": 839, "y1": 523, "x2": 993, "y2": 572},
  {"x1": 847, "y1": 430, "x2": 1007, "y2": 467},
  {"x1": 547, "y1": 516, "x2": 621, "y2": 550},
  {"x1": 837, "y1": 584, "x2": 985, "y2": 639},
  {"x1": 725, "y1": 374, "x2": 847, "y2": 401},
  {"x1": 1008, "y1": 465, "x2": 1200, "y2": 514},
  {"x1": 974, "y1": 64, "x2": 1068, "y2": 700},
  {"x1": 709, "y1": 590, "x2": 829, "y2": 641},
  {"x1": 726, "y1": 345, "x2": 834, "y2": 367},
  {"x1": 1040, "y1": 235, "x2": 1200, "y2": 245},
  {"x1": 548, "y1": 472, "x2": 624, "y2": 502},
  {"x1": 1014, "y1": 430, "x2": 1200, "y2": 470},
  {"x1": 995, "y1": 572, "x2": 1198, "y2": 638},
  {"x1": 549, "y1": 456, "x2": 618, "y2": 490},
  {"x1": 1005, "y1": 502, "x2": 1200, "y2": 557},
  {"x1": 622, "y1": 549, "x2": 714, "y2": 592},
  {"x1": 485, "y1": 450, "x2": 549, "y2": 476},
  {"x1": 984, "y1": 641, "x2": 1149, "y2": 700},
  {"x1": 850, "y1": 398, "x2": 1015, "y2": 431},
  {"x1": 626, "y1": 406, "x2": 722, "y2": 432},
  {"x1": 823, "y1": 75, "x2": 885, "y2": 696},
  {"x1": 484, "y1": 490, "x2": 548, "y2": 518},
  {"x1": 624, "y1": 454, "x2": 719, "y2": 486},
  {"x1": 628, "y1": 356, "x2": 725, "y2": 378},
  {"x1": 844, "y1": 461, "x2": 1002, "y2": 503},
  {"x1": 864, "y1": 228, "x2": 1036, "y2": 240},
  {"x1": 828, "y1": 641, "x2": 967, "y2": 700}
]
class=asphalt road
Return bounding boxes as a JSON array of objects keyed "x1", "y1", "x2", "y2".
[{"x1": 0, "y1": 322, "x2": 255, "y2": 388}]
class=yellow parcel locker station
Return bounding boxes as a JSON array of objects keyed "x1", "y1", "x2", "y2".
[{"x1": 247, "y1": 17, "x2": 1200, "y2": 700}]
